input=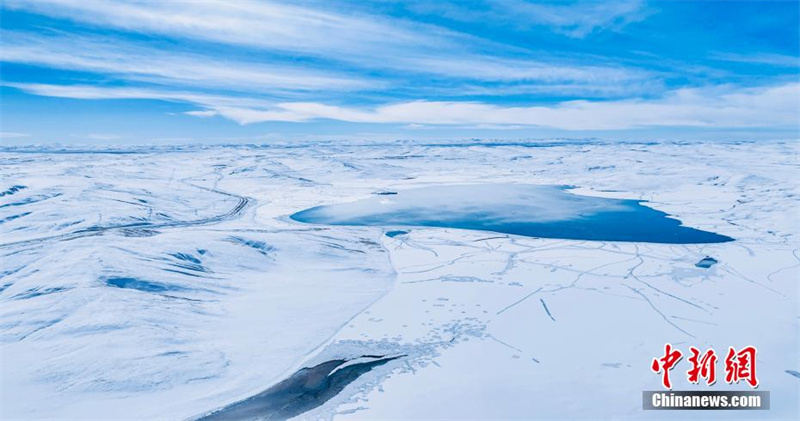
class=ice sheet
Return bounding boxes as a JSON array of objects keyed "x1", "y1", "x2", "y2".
[{"x1": 1, "y1": 140, "x2": 797, "y2": 420}]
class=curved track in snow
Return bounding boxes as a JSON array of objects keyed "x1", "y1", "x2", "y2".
[{"x1": 0, "y1": 187, "x2": 252, "y2": 250}]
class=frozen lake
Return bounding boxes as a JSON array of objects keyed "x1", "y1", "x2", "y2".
[{"x1": 291, "y1": 184, "x2": 733, "y2": 244}]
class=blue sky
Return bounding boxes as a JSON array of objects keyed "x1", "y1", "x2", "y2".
[{"x1": 0, "y1": 0, "x2": 798, "y2": 144}]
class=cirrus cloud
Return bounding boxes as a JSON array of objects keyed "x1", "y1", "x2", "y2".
[{"x1": 8, "y1": 82, "x2": 798, "y2": 131}]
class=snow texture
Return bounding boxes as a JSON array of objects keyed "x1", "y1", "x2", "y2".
[{"x1": 1, "y1": 139, "x2": 798, "y2": 420}]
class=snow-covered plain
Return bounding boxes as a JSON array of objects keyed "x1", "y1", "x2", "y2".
[{"x1": 1, "y1": 140, "x2": 798, "y2": 420}]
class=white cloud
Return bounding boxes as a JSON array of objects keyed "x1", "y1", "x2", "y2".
[
  {"x1": 406, "y1": 0, "x2": 650, "y2": 38},
  {"x1": 183, "y1": 110, "x2": 219, "y2": 118},
  {"x1": 0, "y1": 132, "x2": 31, "y2": 138},
  {"x1": 395, "y1": 55, "x2": 642, "y2": 84},
  {"x1": 10, "y1": 82, "x2": 798, "y2": 131},
  {"x1": 3, "y1": 83, "x2": 273, "y2": 108},
  {"x1": 202, "y1": 83, "x2": 800, "y2": 130},
  {"x1": 711, "y1": 52, "x2": 800, "y2": 68},
  {"x1": 0, "y1": 0, "x2": 648, "y2": 87},
  {"x1": 0, "y1": 31, "x2": 373, "y2": 94},
  {"x1": 3, "y1": 0, "x2": 436, "y2": 61},
  {"x1": 505, "y1": 0, "x2": 650, "y2": 38}
]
